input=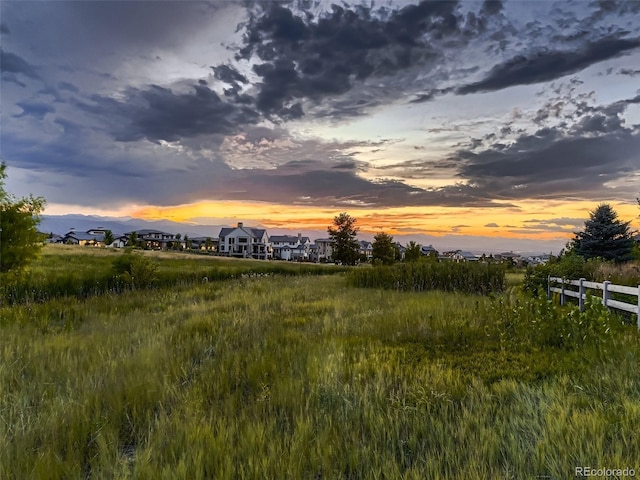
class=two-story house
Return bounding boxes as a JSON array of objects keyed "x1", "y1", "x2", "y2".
[
  {"x1": 126, "y1": 229, "x2": 177, "y2": 250},
  {"x1": 314, "y1": 238, "x2": 334, "y2": 262},
  {"x1": 271, "y1": 234, "x2": 311, "y2": 261},
  {"x1": 63, "y1": 229, "x2": 104, "y2": 246},
  {"x1": 218, "y1": 222, "x2": 271, "y2": 260},
  {"x1": 358, "y1": 240, "x2": 373, "y2": 260}
]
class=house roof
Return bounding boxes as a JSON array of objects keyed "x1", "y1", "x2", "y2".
[
  {"x1": 456, "y1": 251, "x2": 478, "y2": 259},
  {"x1": 126, "y1": 229, "x2": 167, "y2": 235},
  {"x1": 65, "y1": 232, "x2": 104, "y2": 241},
  {"x1": 219, "y1": 226, "x2": 267, "y2": 239},
  {"x1": 270, "y1": 235, "x2": 297, "y2": 242},
  {"x1": 270, "y1": 235, "x2": 310, "y2": 243}
]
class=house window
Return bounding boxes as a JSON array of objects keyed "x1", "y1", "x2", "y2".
[{"x1": 239, "y1": 237, "x2": 248, "y2": 243}]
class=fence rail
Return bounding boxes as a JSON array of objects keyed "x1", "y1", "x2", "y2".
[{"x1": 547, "y1": 276, "x2": 640, "y2": 330}]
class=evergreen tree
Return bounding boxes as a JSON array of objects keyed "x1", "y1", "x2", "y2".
[
  {"x1": 0, "y1": 163, "x2": 46, "y2": 273},
  {"x1": 372, "y1": 232, "x2": 396, "y2": 265},
  {"x1": 572, "y1": 203, "x2": 634, "y2": 262},
  {"x1": 127, "y1": 231, "x2": 139, "y2": 248},
  {"x1": 103, "y1": 230, "x2": 114, "y2": 246},
  {"x1": 328, "y1": 212, "x2": 359, "y2": 265}
]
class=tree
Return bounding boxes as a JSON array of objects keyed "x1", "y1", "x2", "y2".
[
  {"x1": 103, "y1": 229, "x2": 114, "y2": 246},
  {"x1": 328, "y1": 212, "x2": 359, "y2": 265},
  {"x1": 183, "y1": 234, "x2": 190, "y2": 250},
  {"x1": 127, "y1": 231, "x2": 139, "y2": 248},
  {"x1": 205, "y1": 237, "x2": 213, "y2": 252},
  {"x1": 404, "y1": 241, "x2": 421, "y2": 262},
  {"x1": 0, "y1": 163, "x2": 46, "y2": 273},
  {"x1": 571, "y1": 203, "x2": 634, "y2": 262},
  {"x1": 372, "y1": 232, "x2": 396, "y2": 265}
]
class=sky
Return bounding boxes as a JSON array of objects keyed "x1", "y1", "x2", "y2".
[{"x1": 2, "y1": 0, "x2": 639, "y2": 251}]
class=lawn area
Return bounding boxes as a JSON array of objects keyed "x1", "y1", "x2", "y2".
[{"x1": 1, "y1": 248, "x2": 639, "y2": 479}]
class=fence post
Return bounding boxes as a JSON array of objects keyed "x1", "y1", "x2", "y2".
[
  {"x1": 579, "y1": 278, "x2": 585, "y2": 311},
  {"x1": 637, "y1": 285, "x2": 640, "y2": 331},
  {"x1": 560, "y1": 278, "x2": 566, "y2": 306},
  {"x1": 602, "y1": 281, "x2": 611, "y2": 308},
  {"x1": 547, "y1": 275, "x2": 551, "y2": 300}
]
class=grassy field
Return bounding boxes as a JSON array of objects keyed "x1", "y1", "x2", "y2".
[{"x1": 1, "y1": 247, "x2": 639, "y2": 479}]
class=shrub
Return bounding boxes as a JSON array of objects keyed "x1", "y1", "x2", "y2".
[{"x1": 113, "y1": 253, "x2": 158, "y2": 289}]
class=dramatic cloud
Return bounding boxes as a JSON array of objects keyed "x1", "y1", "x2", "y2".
[
  {"x1": 457, "y1": 37, "x2": 640, "y2": 94},
  {"x1": 74, "y1": 84, "x2": 259, "y2": 143},
  {"x1": 1, "y1": 0, "x2": 639, "y2": 242},
  {"x1": 230, "y1": 1, "x2": 484, "y2": 119}
]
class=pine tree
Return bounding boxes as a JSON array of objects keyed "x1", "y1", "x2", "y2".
[
  {"x1": 572, "y1": 203, "x2": 634, "y2": 262},
  {"x1": 103, "y1": 230, "x2": 114, "y2": 246},
  {"x1": 328, "y1": 212, "x2": 360, "y2": 265}
]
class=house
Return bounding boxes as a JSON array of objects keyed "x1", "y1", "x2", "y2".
[
  {"x1": 452, "y1": 250, "x2": 478, "y2": 262},
  {"x1": 308, "y1": 243, "x2": 319, "y2": 262},
  {"x1": 270, "y1": 233, "x2": 311, "y2": 261},
  {"x1": 314, "y1": 238, "x2": 334, "y2": 262},
  {"x1": 218, "y1": 222, "x2": 271, "y2": 260},
  {"x1": 45, "y1": 234, "x2": 64, "y2": 244},
  {"x1": 358, "y1": 240, "x2": 373, "y2": 260},
  {"x1": 63, "y1": 230, "x2": 104, "y2": 246},
  {"x1": 107, "y1": 234, "x2": 128, "y2": 248},
  {"x1": 524, "y1": 254, "x2": 552, "y2": 265},
  {"x1": 420, "y1": 245, "x2": 438, "y2": 257},
  {"x1": 496, "y1": 251, "x2": 521, "y2": 264},
  {"x1": 187, "y1": 236, "x2": 218, "y2": 252},
  {"x1": 126, "y1": 229, "x2": 177, "y2": 250}
]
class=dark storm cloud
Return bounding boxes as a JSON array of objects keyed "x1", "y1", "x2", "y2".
[
  {"x1": 74, "y1": 83, "x2": 259, "y2": 143},
  {"x1": 1, "y1": 23, "x2": 9, "y2": 34},
  {"x1": 214, "y1": 160, "x2": 507, "y2": 208},
  {"x1": 230, "y1": 1, "x2": 483, "y2": 118},
  {"x1": 481, "y1": 0, "x2": 503, "y2": 16},
  {"x1": 453, "y1": 123, "x2": 640, "y2": 201},
  {"x1": 457, "y1": 37, "x2": 640, "y2": 95},
  {"x1": 0, "y1": 50, "x2": 40, "y2": 80}
]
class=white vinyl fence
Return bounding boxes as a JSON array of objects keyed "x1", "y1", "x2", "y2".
[{"x1": 548, "y1": 276, "x2": 640, "y2": 330}]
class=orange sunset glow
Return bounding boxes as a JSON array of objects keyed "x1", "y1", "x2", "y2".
[{"x1": 131, "y1": 200, "x2": 640, "y2": 241}]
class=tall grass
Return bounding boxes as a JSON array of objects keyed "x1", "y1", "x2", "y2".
[
  {"x1": 0, "y1": 245, "x2": 345, "y2": 305},
  {"x1": 2, "y1": 271, "x2": 639, "y2": 478},
  {"x1": 348, "y1": 261, "x2": 505, "y2": 295}
]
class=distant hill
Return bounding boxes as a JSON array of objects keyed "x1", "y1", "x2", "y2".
[{"x1": 39, "y1": 214, "x2": 225, "y2": 238}]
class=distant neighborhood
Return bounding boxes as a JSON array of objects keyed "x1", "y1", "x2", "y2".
[{"x1": 43, "y1": 222, "x2": 557, "y2": 265}]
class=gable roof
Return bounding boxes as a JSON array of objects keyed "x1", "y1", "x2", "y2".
[{"x1": 219, "y1": 226, "x2": 267, "y2": 239}]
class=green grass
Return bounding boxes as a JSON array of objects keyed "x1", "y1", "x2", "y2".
[
  {"x1": 1, "y1": 249, "x2": 640, "y2": 478},
  {"x1": 0, "y1": 244, "x2": 346, "y2": 305}
]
